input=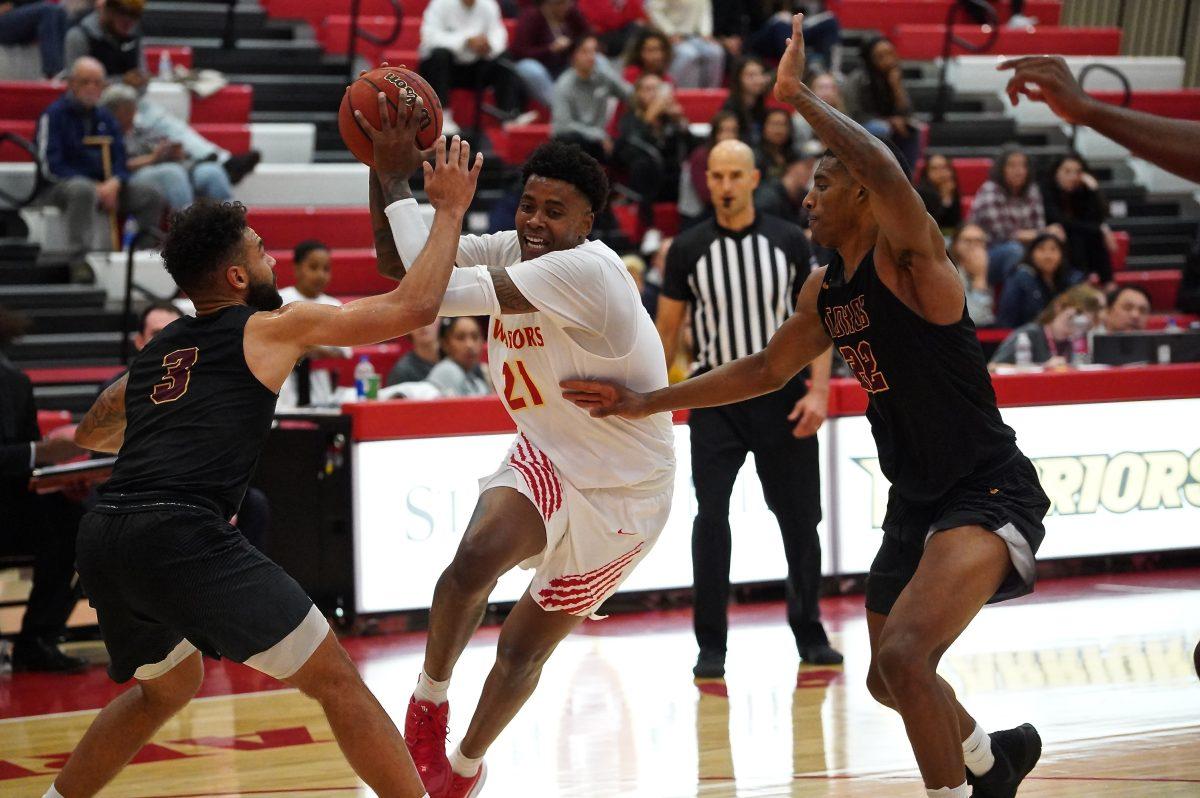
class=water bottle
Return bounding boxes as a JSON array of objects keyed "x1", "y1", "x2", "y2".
[
  {"x1": 354, "y1": 355, "x2": 377, "y2": 400},
  {"x1": 157, "y1": 49, "x2": 173, "y2": 80},
  {"x1": 1070, "y1": 314, "x2": 1091, "y2": 366},
  {"x1": 1164, "y1": 316, "x2": 1181, "y2": 333},
  {"x1": 1014, "y1": 330, "x2": 1033, "y2": 368},
  {"x1": 121, "y1": 216, "x2": 137, "y2": 251}
]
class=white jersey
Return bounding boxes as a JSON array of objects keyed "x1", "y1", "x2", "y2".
[{"x1": 386, "y1": 200, "x2": 675, "y2": 490}]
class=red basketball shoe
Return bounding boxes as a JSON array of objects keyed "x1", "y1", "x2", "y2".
[
  {"x1": 404, "y1": 696, "x2": 450, "y2": 794},
  {"x1": 442, "y1": 760, "x2": 487, "y2": 797}
]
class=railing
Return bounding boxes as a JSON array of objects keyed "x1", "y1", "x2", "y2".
[
  {"x1": 346, "y1": 0, "x2": 404, "y2": 84},
  {"x1": 1072, "y1": 63, "x2": 1132, "y2": 148},
  {"x1": 119, "y1": 229, "x2": 170, "y2": 364},
  {"x1": 932, "y1": 0, "x2": 1001, "y2": 123},
  {"x1": 0, "y1": 132, "x2": 44, "y2": 209}
]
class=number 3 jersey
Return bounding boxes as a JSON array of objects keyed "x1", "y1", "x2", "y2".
[
  {"x1": 101, "y1": 305, "x2": 278, "y2": 518},
  {"x1": 817, "y1": 248, "x2": 1017, "y2": 503},
  {"x1": 386, "y1": 199, "x2": 675, "y2": 491}
]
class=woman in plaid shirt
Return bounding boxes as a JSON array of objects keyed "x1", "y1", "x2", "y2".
[{"x1": 968, "y1": 145, "x2": 1048, "y2": 286}]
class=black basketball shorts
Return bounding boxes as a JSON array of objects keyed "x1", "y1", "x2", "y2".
[
  {"x1": 77, "y1": 501, "x2": 328, "y2": 683},
  {"x1": 865, "y1": 450, "x2": 1051, "y2": 616}
]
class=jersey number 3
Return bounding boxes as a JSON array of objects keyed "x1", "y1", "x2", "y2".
[
  {"x1": 502, "y1": 360, "x2": 543, "y2": 410},
  {"x1": 839, "y1": 341, "x2": 889, "y2": 394},
  {"x1": 151, "y1": 347, "x2": 199, "y2": 405}
]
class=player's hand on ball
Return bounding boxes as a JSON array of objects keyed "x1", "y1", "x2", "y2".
[
  {"x1": 423, "y1": 135, "x2": 483, "y2": 214},
  {"x1": 560, "y1": 379, "x2": 649, "y2": 419},
  {"x1": 353, "y1": 89, "x2": 426, "y2": 178}
]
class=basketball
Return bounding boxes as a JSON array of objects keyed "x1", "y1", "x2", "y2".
[{"x1": 338, "y1": 65, "x2": 442, "y2": 168}]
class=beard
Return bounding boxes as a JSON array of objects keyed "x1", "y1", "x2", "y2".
[{"x1": 246, "y1": 275, "x2": 283, "y2": 311}]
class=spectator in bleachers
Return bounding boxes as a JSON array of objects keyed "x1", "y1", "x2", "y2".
[
  {"x1": 731, "y1": 1, "x2": 841, "y2": 72},
  {"x1": 755, "y1": 147, "x2": 818, "y2": 228},
  {"x1": 419, "y1": 0, "x2": 520, "y2": 136},
  {"x1": 1181, "y1": 236, "x2": 1200, "y2": 316},
  {"x1": 551, "y1": 34, "x2": 630, "y2": 161},
  {"x1": 511, "y1": 0, "x2": 594, "y2": 109},
  {"x1": 1042, "y1": 152, "x2": 1116, "y2": 286},
  {"x1": 0, "y1": 0, "x2": 68, "y2": 78},
  {"x1": 577, "y1": 0, "x2": 645, "y2": 57},
  {"x1": 275, "y1": 239, "x2": 352, "y2": 409},
  {"x1": 646, "y1": 0, "x2": 723, "y2": 88},
  {"x1": 37, "y1": 56, "x2": 166, "y2": 282},
  {"x1": 386, "y1": 320, "x2": 442, "y2": 386},
  {"x1": 622, "y1": 252, "x2": 647, "y2": 292},
  {"x1": 427, "y1": 317, "x2": 492, "y2": 396},
  {"x1": 64, "y1": 0, "x2": 261, "y2": 184},
  {"x1": 916, "y1": 153, "x2": 962, "y2": 236},
  {"x1": 678, "y1": 108, "x2": 740, "y2": 226},
  {"x1": 968, "y1": 144, "x2": 1045, "y2": 285},
  {"x1": 1102, "y1": 285, "x2": 1150, "y2": 333},
  {"x1": 754, "y1": 107, "x2": 800, "y2": 183},
  {"x1": 640, "y1": 232, "x2": 669, "y2": 317},
  {"x1": 100, "y1": 84, "x2": 233, "y2": 212},
  {"x1": 621, "y1": 26, "x2": 672, "y2": 84},
  {"x1": 720, "y1": 56, "x2": 770, "y2": 142},
  {"x1": 950, "y1": 223, "x2": 995, "y2": 327},
  {"x1": 615, "y1": 73, "x2": 692, "y2": 228},
  {"x1": 843, "y1": 36, "x2": 921, "y2": 173},
  {"x1": 793, "y1": 69, "x2": 843, "y2": 144},
  {"x1": 997, "y1": 231, "x2": 1083, "y2": 328},
  {"x1": 991, "y1": 284, "x2": 1105, "y2": 367},
  {"x1": 0, "y1": 305, "x2": 89, "y2": 672}
]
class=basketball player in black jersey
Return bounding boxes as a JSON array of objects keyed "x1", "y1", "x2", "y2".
[
  {"x1": 47, "y1": 100, "x2": 480, "y2": 798},
  {"x1": 563, "y1": 15, "x2": 1048, "y2": 798}
]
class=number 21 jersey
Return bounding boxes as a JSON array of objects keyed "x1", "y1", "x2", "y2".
[{"x1": 817, "y1": 248, "x2": 1017, "y2": 503}]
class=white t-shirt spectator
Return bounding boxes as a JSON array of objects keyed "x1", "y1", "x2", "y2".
[
  {"x1": 277, "y1": 286, "x2": 351, "y2": 409},
  {"x1": 419, "y1": 0, "x2": 508, "y2": 64}
]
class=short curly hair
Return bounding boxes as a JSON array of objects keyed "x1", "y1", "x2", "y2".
[
  {"x1": 161, "y1": 200, "x2": 249, "y2": 294},
  {"x1": 521, "y1": 140, "x2": 609, "y2": 213}
]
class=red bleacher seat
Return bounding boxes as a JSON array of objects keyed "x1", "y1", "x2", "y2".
[
  {"x1": 494, "y1": 123, "x2": 550, "y2": 166},
  {"x1": 611, "y1": 202, "x2": 680, "y2": 243},
  {"x1": 1111, "y1": 231, "x2": 1129, "y2": 272},
  {"x1": 1146, "y1": 313, "x2": 1199, "y2": 329},
  {"x1": 951, "y1": 157, "x2": 990, "y2": 196},
  {"x1": 826, "y1": 0, "x2": 1061, "y2": 31},
  {"x1": 1113, "y1": 270, "x2": 1180, "y2": 311},
  {"x1": 144, "y1": 45, "x2": 194, "y2": 71},
  {"x1": 248, "y1": 207, "x2": 374, "y2": 249},
  {"x1": 311, "y1": 342, "x2": 408, "y2": 387},
  {"x1": 190, "y1": 85, "x2": 253, "y2": 125},
  {"x1": 321, "y1": 16, "x2": 516, "y2": 58},
  {"x1": 1090, "y1": 90, "x2": 1200, "y2": 122},
  {"x1": 891, "y1": 25, "x2": 1120, "y2": 61},
  {"x1": 37, "y1": 409, "x2": 73, "y2": 436},
  {"x1": 263, "y1": 0, "x2": 429, "y2": 31},
  {"x1": 272, "y1": 248, "x2": 398, "y2": 295},
  {"x1": 2, "y1": 80, "x2": 64, "y2": 120},
  {"x1": 0, "y1": 119, "x2": 250, "y2": 162},
  {"x1": 675, "y1": 89, "x2": 729, "y2": 124}
]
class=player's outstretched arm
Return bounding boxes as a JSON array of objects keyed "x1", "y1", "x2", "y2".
[
  {"x1": 562, "y1": 270, "x2": 831, "y2": 417},
  {"x1": 253, "y1": 136, "x2": 481, "y2": 367},
  {"x1": 76, "y1": 374, "x2": 127, "y2": 453},
  {"x1": 999, "y1": 56, "x2": 1200, "y2": 184}
]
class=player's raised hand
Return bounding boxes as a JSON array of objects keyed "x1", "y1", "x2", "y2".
[
  {"x1": 352, "y1": 89, "x2": 427, "y2": 178},
  {"x1": 773, "y1": 13, "x2": 807, "y2": 107},
  {"x1": 560, "y1": 379, "x2": 650, "y2": 419},
  {"x1": 997, "y1": 55, "x2": 1094, "y2": 125},
  {"x1": 423, "y1": 135, "x2": 483, "y2": 215}
]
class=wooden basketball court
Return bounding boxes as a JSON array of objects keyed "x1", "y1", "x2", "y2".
[{"x1": 3, "y1": 569, "x2": 1199, "y2": 797}]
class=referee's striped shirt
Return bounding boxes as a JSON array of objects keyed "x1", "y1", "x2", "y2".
[{"x1": 662, "y1": 214, "x2": 817, "y2": 372}]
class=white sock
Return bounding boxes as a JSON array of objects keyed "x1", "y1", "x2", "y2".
[
  {"x1": 413, "y1": 670, "x2": 449, "y2": 705},
  {"x1": 962, "y1": 722, "x2": 995, "y2": 776},
  {"x1": 43, "y1": 786, "x2": 65, "y2": 798},
  {"x1": 448, "y1": 744, "x2": 482, "y2": 778},
  {"x1": 926, "y1": 784, "x2": 969, "y2": 798}
]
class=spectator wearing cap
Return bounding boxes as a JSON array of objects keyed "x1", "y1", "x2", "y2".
[
  {"x1": 64, "y1": 0, "x2": 261, "y2": 184},
  {"x1": 0, "y1": 0, "x2": 69, "y2": 78},
  {"x1": 427, "y1": 317, "x2": 491, "y2": 396},
  {"x1": 100, "y1": 84, "x2": 233, "y2": 211},
  {"x1": 276, "y1": 241, "x2": 352, "y2": 408},
  {"x1": 37, "y1": 56, "x2": 166, "y2": 282},
  {"x1": 1103, "y1": 285, "x2": 1151, "y2": 333}
]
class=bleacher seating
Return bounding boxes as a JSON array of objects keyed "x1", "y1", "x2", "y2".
[
  {"x1": 891, "y1": 26, "x2": 1120, "y2": 60},
  {"x1": 826, "y1": 0, "x2": 1062, "y2": 30}
]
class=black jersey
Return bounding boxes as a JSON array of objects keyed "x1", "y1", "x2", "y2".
[
  {"x1": 101, "y1": 305, "x2": 277, "y2": 518},
  {"x1": 817, "y1": 248, "x2": 1017, "y2": 503}
]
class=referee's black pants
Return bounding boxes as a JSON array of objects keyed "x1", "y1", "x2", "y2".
[{"x1": 689, "y1": 374, "x2": 828, "y2": 655}]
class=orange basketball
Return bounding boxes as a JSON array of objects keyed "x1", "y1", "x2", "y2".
[{"x1": 338, "y1": 66, "x2": 443, "y2": 168}]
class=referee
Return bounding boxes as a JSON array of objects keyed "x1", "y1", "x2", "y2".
[{"x1": 658, "y1": 139, "x2": 842, "y2": 678}]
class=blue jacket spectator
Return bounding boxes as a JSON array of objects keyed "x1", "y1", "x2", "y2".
[
  {"x1": 997, "y1": 233, "x2": 1083, "y2": 328},
  {"x1": 0, "y1": 0, "x2": 68, "y2": 77}
]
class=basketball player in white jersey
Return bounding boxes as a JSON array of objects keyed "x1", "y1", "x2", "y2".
[{"x1": 370, "y1": 138, "x2": 675, "y2": 797}]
